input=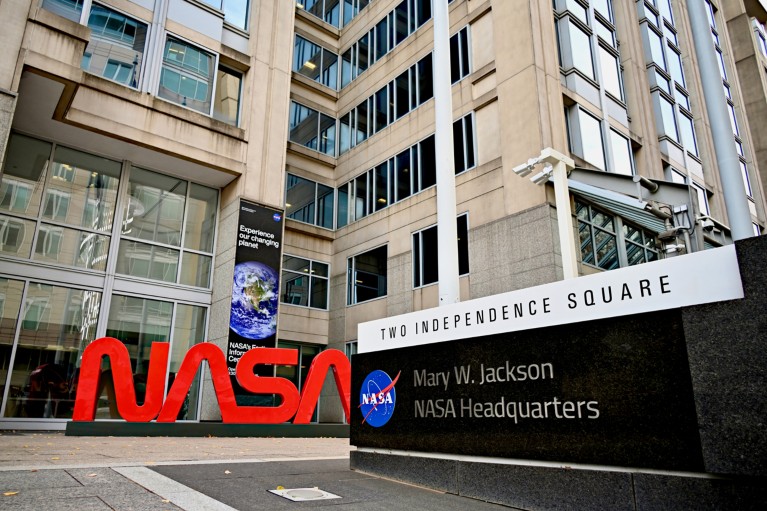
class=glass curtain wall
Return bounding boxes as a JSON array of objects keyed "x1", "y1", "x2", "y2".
[
  {"x1": 0, "y1": 133, "x2": 217, "y2": 423},
  {"x1": 276, "y1": 341, "x2": 320, "y2": 422}
]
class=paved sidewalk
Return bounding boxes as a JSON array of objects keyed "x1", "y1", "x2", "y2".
[
  {"x1": 0, "y1": 431, "x2": 515, "y2": 510},
  {"x1": 0, "y1": 432, "x2": 352, "y2": 471}
]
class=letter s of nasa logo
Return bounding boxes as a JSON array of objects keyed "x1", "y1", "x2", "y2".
[{"x1": 359, "y1": 370, "x2": 400, "y2": 427}]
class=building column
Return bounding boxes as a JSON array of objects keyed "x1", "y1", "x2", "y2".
[{"x1": 0, "y1": 88, "x2": 18, "y2": 171}]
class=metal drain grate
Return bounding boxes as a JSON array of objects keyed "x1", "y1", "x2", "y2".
[{"x1": 268, "y1": 487, "x2": 342, "y2": 502}]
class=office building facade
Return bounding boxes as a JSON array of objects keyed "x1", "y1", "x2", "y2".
[{"x1": 0, "y1": 0, "x2": 765, "y2": 428}]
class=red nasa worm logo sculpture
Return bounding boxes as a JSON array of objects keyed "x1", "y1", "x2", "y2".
[{"x1": 72, "y1": 337, "x2": 351, "y2": 424}]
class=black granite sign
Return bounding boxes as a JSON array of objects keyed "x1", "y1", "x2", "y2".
[{"x1": 351, "y1": 309, "x2": 704, "y2": 471}]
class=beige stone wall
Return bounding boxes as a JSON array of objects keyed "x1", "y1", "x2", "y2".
[
  {"x1": 199, "y1": 1, "x2": 295, "y2": 421},
  {"x1": 724, "y1": 5, "x2": 767, "y2": 222},
  {"x1": 0, "y1": 90, "x2": 17, "y2": 173}
]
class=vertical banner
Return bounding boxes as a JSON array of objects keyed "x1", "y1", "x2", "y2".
[{"x1": 227, "y1": 199, "x2": 284, "y2": 404}]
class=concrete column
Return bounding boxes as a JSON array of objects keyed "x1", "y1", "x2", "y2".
[
  {"x1": 686, "y1": 0, "x2": 754, "y2": 240},
  {"x1": 0, "y1": 89, "x2": 18, "y2": 171}
]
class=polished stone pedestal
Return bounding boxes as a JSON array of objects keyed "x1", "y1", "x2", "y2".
[{"x1": 351, "y1": 236, "x2": 767, "y2": 510}]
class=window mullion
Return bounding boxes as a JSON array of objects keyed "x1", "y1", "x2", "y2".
[{"x1": 615, "y1": 217, "x2": 629, "y2": 267}]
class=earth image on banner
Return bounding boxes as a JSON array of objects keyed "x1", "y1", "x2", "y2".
[{"x1": 230, "y1": 261, "x2": 279, "y2": 340}]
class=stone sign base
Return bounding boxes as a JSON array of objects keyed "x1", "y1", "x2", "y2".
[
  {"x1": 351, "y1": 450, "x2": 765, "y2": 510},
  {"x1": 350, "y1": 236, "x2": 767, "y2": 509}
]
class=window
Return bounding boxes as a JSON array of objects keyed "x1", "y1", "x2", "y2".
[
  {"x1": 104, "y1": 294, "x2": 173, "y2": 415},
  {"x1": 43, "y1": 190, "x2": 71, "y2": 222},
  {"x1": 301, "y1": 0, "x2": 344, "y2": 27},
  {"x1": 280, "y1": 256, "x2": 329, "y2": 309},
  {"x1": 555, "y1": 0, "x2": 624, "y2": 100},
  {"x1": 413, "y1": 214, "x2": 469, "y2": 288},
  {"x1": 293, "y1": 36, "x2": 339, "y2": 90},
  {"x1": 678, "y1": 112, "x2": 697, "y2": 156},
  {"x1": 656, "y1": 93, "x2": 678, "y2": 142},
  {"x1": 754, "y1": 19, "x2": 767, "y2": 58},
  {"x1": 569, "y1": 22, "x2": 595, "y2": 80},
  {"x1": 0, "y1": 216, "x2": 29, "y2": 255},
  {"x1": 3, "y1": 283, "x2": 100, "y2": 419},
  {"x1": 623, "y1": 224, "x2": 659, "y2": 265},
  {"x1": 569, "y1": 107, "x2": 606, "y2": 170},
  {"x1": 345, "y1": 340, "x2": 358, "y2": 358},
  {"x1": 213, "y1": 67, "x2": 242, "y2": 126},
  {"x1": 638, "y1": 0, "x2": 700, "y2": 158},
  {"x1": 450, "y1": 27, "x2": 471, "y2": 83},
  {"x1": 35, "y1": 225, "x2": 64, "y2": 259},
  {"x1": 692, "y1": 182, "x2": 710, "y2": 215},
  {"x1": 82, "y1": 4, "x2": 148, "y2": 88},
  {"x1": 341, "y1": 0, "x2": 371, "y2": 26},
  {"x1": 598, "y1": 45, "x2": 622, "y2": 100},
  {"x1": 609, "y1": 130, "x2": 633, "y2": 176},
  {"x1": 285, "y1": 174, "x2": 334, "y2": 229},
  {"x1": 340, "y1": 4, "x2": 470, "y2": 90},
  {"x1": 347, "y1": 245, "x2": 387, "y2": 305},
  {"x1": 336, "y1": 114, "x2": 473, "y2": 226},
  {"x1": 577, "y1": 201, "x2": 618, "y2": 270},
  {"x1": 289, "y1": 102, "x2": 336, "y2": 157},
  {"x1": 117, "y1": 167, "x2": 218, "y2": 287},
  {"x1": 576, "y1": 200, "x2": 659, "y2": 270},
  {"x1": 1, "y1": 135, "x2": 121, "y2": 270},
  {"x1": 338, "y1": 53, "x2": 432, "y2": 153},
  {"x1": 158, "y1": 37, "x2": 215, "y2": 115},
  {"x1": 453, "y1": 113, "x2": 476, "y2": 174},
  {"x1": 41, "y1": 0, "x2": 83, "y2": 22},
  {"x1": 275, "y1": 341, "x2": 321, "y2": 420},
  {"x1": 224, "y1": 0, "x2": 249, "y2": 30}
]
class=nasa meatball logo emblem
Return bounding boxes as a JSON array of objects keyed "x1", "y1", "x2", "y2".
[{"x1": 359, "y1": 370, "x2": 400, "y2": 427}]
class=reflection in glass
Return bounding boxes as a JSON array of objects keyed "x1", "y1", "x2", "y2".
[
  {"x1": 609, "y1": 130, "x2": 633, "y2": 176},
  {"x1": 223, "y1": 0, "x2": 249, "y2": 30},
  {"x1": 122, "y1": 167, "x2": 187, "y2": 246},
  {"x1": 294, "y1": 36, "x2": 322, "y2": 82},
  {"x1": 577, "y1": 108, "x2": 606, "y2": 170},
  {"x1": 570, "y1": 23, "x2": 595, "y2": 80},
  {"x1": 32, "y1": 224, "x2": 109, "y2": 270},
  {"x1": 100, "y1": 294, "x2": 172, "y2": 419},
  {"x1": 280, "y1": 256, "x2": 329, "y2": 309},
  {"x1": 48, "y1": 146, "x2": 121, "y2": 232},
  {"x1": 289, "y1": 102, "x2": 319, "y2": 150},
  {"x1": 184, "y1": 183, "x2": 218, "y2": 253},
  {"x1": 3, "y1": 284, "x2": 100, "y2": 418},
  {"x1": 1, "y1": 134, "x2": 52, "y2": 217},
  {"x1": 0, "y1": 215, "x2": 34, "y2": 258},
  {"x1": 158, "y1": 37, "x2": 214, "y2": 114},
  {"x1": 286, "y1": 174, "x2": 316, "y2": 225},
  {"x1": 179, "y1": 252, "x2": 212, "y2": 288},
  {"x1": 116, "y1": 240, "x2": 180, "y2": 283},
  {"x1": 276, "y1": 342, "x2": 320, "y2": 422},
  {"x1": 168, "y1": 304, "x2": 207, "y2": 420},
  {"x1": 83, "y1": 4, "x2": 148, "y2": 88},
  {"x1": 598, "y1": 46, "x2": 622, "y2": 100},
  {"x1": 213, "y1": 67, "x2": 242, "y2": 126},
  {"x1": 0, "y1": 279, "x2": 24, "y2": 416},
  {"x1": 41, "y1": 0, "x2": 83, "y2": 22},
  {"x1": 319, "y1": 113, "x2": 336, "y2": 156}
]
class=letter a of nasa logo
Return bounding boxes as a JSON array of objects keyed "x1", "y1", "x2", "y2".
[{"x1": 359, "y1": 370, "x2": 400, "y2": 427}]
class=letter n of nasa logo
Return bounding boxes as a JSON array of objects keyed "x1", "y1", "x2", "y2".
[{"x1": 359, "y1": 370, "x2": 400, "y2": 427}]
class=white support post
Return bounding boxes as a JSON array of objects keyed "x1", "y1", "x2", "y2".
[
  {"x1": 539, "y1": 149, "x2": 578, "y2": 280},
  {"x1": 433, "y1": 0, "x2": 460, "y2": 306}
]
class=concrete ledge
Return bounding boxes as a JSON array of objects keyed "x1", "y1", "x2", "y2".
[{"x1": 66, "y1": 421, "x2": 349, "y2": 438}]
